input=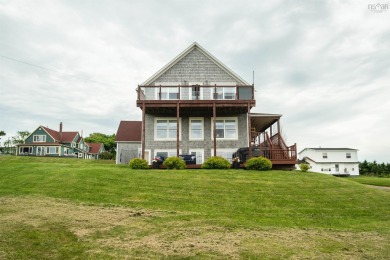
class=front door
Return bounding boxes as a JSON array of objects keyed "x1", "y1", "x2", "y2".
[{"x1": 36, "y1": 146, "x2": 45, "y2": 156}]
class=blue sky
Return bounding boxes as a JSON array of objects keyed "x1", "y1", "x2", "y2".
[{"x1": 1, "y1": 0, "x2": 389, "y2": 162}]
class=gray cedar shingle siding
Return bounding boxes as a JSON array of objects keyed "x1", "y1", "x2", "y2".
[
  {"x1": 152, "y1": 49, "x2": 237, "y2": 85},
  {"x1": 145, "y1": 114, "x2": 248, "y2": 160}
]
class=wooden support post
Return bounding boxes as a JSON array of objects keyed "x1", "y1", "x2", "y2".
[
  {"x1": 213, "y1": 103, "x2": 217, "y2": 157},
  {"x1": 141, "y1": 103, "x2": 145, "y2": 160},
  {"x1": 248, "y1": 103, "x2": 252, "y2": 159},
  {"x1": 277, "y1": 119, "x2": 281, "y2": 146},
  {"x1": 176, "y1": 102, "x2": 180, "y2": 156}
]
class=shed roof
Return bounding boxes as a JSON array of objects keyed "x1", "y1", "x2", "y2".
[{"x1": 115, "y1": 121, "x2": 142, "y2": 142}]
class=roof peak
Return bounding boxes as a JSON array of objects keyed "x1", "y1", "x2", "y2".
[{"x1": 140, "y1": 42, "x2": 249, "y2": 86}]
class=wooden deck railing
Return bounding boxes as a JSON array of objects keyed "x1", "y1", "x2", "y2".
[
  {"x1": 137, "y1": 85, "x2": 254, "y2": 101},
  {"x1": 260, "y1": 132, "x2": 297, "y2": 163}
]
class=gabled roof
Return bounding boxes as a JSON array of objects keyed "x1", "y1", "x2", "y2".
[
  {"x1": 115, "y1": 121, "x2": 142, "y2": 142},
  {"x1": 41, "y1": 126, "x2": 61, "y2": 142},
  {"x1": 25, "y1": 124, "x2": 80, "y2": 144},
  {"x1": 299, "y1": 148, "x2": 358, "y2": 154},
  {"x1": 141, "y1": 42, "x2": 249, "y2": 86},
  {"x1": 86, "y1": 143, "x2": 104, "y2": 154},
  {"x1": 61, "y1": 132, "x2": 78, "y2": 143}
]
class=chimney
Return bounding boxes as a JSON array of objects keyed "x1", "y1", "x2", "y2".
[{"x1": 59, "y1": 122, "x2": 63, "y2": 142}]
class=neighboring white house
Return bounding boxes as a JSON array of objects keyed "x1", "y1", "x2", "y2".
[{"x1": 298, "y1": 148, "x2": 359, "y2": 176}]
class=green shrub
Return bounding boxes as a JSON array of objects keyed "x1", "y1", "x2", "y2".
[
  {"x1": 299, "y1": 163, "x2": 310, "y2": 172},
  {"x1": 129, "y1": 158, "x2": 149, "y2": 169},
  {"x1": 245, "y1": 157, "x2": 272, "y2": 171},
  {"x1": 163, "y1": 156, "x2": 186, "y2": 169},
  {"x1": 201, "y1": 156, "x2": 231, "y2": 169},
  {"x1": 99, "y1": 151, "x2": 114, "y2": 160}
]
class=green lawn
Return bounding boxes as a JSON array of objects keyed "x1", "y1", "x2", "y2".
[
  {"x1": 346, "y1": 176, "x2": 390, "y2": 187},
  {"x1": 1, "y1": 156, "x2": 390, "y2": 259}
]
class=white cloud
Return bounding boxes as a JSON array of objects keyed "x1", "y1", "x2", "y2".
[{"x1": 0, "y1": 0, "x2": 389, "y2": 162}]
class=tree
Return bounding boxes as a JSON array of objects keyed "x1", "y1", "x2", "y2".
[
  {"x1": 0, "y1": 130, "x2": 5, "y2": 147},
  {"x1": 12, "y1": 131, "x2": 31, "y2": 145}
]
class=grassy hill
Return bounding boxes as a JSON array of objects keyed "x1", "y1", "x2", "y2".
[{"x1": 1, "y1": 156, "x2": 389, "y2": 259}]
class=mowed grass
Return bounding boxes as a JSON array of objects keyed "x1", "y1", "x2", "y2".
[
  {"x1": 346, "y1": 176, "x2": 390, "y2": 187},
  {"x1": 0, "y1": 156, "x2": 390, "y2": 259}
]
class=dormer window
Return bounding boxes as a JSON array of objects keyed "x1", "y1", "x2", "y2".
[
  {"x1": 322, "y1": 152, "x2": 327, "y2": 159},
  {"x1": 346, "y1": 153, "x2": 351, "y2": 158},
  {"x1": 33, "y1": 135, "x2": 46, "y2": 142}
]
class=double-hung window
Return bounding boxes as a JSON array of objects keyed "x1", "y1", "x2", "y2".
[
  {"x1": 33, "y1": 135, "x2": 46, "y2": 142},
  {"x1": 189, "y1": 118, "x2": 203, "y2": 140},
  {"x1": 155, "y1": 118, "x2": 180, "y2": 140},
  {"x1": 214, "y1": 117, "x2": 237, "y2": 139}
]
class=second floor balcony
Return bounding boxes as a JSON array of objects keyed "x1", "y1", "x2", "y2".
[{"x1": 137, "y1": 84, "x2": 255, "y2": 101}]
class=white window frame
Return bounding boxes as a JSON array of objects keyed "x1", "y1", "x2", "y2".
[
  {"x1": 189, "y1": 117, "x2": 204, "y2": 140},
  {"x1": 211, "y1": 117, "x2": 238, "y2": 140},
  {"x1": 154, "y1": 117, "x2": 181, "y2": 141},
  {"x1": 216, "y1": 148, "x2": 237, "y2": 163},
  {"x1": 346, "y1": 152, "x2": 351, "y2": 159},
  {"x1": 46, "y1": 146, "x2": 59, "y2": 154},
  {"x1": 19, "y1": 146, "x2": 33, "y2": 154},
  {"x1": 189, "y1": 149, "x2": 204, "y2": 164},
  {"x1": 138, "y1": 148, "x2": 152, "y2": 164},
  {"x1": 322, "y1": 152, "x2": 328, "y2": 159},
  {"x1": 36, "y1": 146, "x2": 45, "y2": 156},
  {"x1": 33, "y1": 135, "x2": 46, "y2": 142}
]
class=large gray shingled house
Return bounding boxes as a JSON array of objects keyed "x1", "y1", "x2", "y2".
[{"x1": 116, "y1": 42, "x2": 297, "y2": 168}]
